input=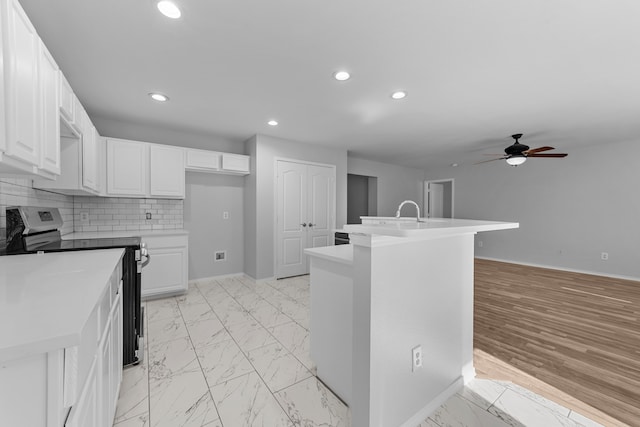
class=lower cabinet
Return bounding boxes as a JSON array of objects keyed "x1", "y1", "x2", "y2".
[
  {"x1": 142, "y1": 234, "x2": 189, "y2": 298},
  {"x1": 66, "y1": 267, "x2": 123, "y2": 427},
  {"x1": 66, "y1": 357, "x2": 98, "y2": 427}
]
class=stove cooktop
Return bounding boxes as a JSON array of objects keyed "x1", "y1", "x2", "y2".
[{"x1": 1, "y1": 236, "x2": 142, "y2": 255}]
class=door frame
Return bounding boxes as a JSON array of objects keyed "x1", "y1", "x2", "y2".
[
  {"x1": 424, "y1": 178, "x2": 455, "y2": 218},
  {"x1": 274, "y1": 157, "x2": 337, "y2": 279}
]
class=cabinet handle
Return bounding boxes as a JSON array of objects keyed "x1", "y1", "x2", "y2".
[{"x1": 301, "y1": 223, "x2": 307, "y2": 227}]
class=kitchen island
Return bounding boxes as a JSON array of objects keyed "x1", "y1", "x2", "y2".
[
  {"x1": 305, "y1": 217, "x2": 518, "y2": 427},
  {"x1": 0, "y1": 249, "x2": 125, "y2": 427}
]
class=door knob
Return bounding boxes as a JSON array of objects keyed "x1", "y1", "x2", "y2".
[
  {"x1": 301, "y1": 223, "x2": 307, "y2": 227},
  {"x1": 308, "y1": 223, "x2": 315, "y2": 227}
]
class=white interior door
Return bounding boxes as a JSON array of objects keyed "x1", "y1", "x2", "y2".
[
  {"x1": 276, "y1": 160, "x2": 335, "y2": 278},
  {"x1": 424, "y1": 179, "x2": 454, "y2": 218},
  {"x1": 277, "y1": 161, "x2": 308, "y2": 278},
  {"x1": 429, "y1": 183, "x2": 444, "y2": 217},
  {"x1": 307, "y1": 165, "x2": 335, "y2": 249}
]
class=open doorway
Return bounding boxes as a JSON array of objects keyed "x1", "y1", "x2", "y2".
[
  {"x1": 347, "y1": 174, "x2": 378, "y2": 224},
  {"x1": 424, "y1": 179, "x2": 454, "y2": 218}
]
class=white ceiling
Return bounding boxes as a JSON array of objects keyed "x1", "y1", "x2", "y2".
[{"x1": 19, "y1": 0, "x2": 640, "y2": 169}]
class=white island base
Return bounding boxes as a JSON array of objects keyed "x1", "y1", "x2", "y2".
[{"x1": 305, "y1": 218, "x2": 518, "y2": 427}]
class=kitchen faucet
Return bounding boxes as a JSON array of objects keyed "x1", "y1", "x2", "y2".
[{"x1": 396, "y1": 200, "x2": 421, "y2": 222}]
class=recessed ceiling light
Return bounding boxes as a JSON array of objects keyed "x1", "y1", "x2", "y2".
[
  {"x1": 334, "y1": 71, "x2": 350, "y2": 81},
  {"x1": 157, "y1": 1, "x2": 181, "y2": 19},
  {"x1": 268, "y1": 120, "x2": 278, "y2": 126},
  {"x1": 451, "y1": 163, "x2": 459, "y2": 167},
  {"x1": 391, "y1": 91, "x2": 407, "y2": 100},
  {"x1": 149, "y1": 93, "x2": 169, "y2": 102}
]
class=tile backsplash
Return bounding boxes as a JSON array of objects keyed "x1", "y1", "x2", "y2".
[
  {"x1": 73, "y1": 197, "x2": 183, "y2": 233},
  {"x1": 0, "y1": 179, "x2": 183, "y2": 246}
]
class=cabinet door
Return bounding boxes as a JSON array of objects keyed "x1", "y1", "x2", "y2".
[
  {"x1": 142, "y1": 239, "x2": 188, "y2": 298},
  {"x1": 107, "y1": 139, "x2": 148, "y2": 196},
  {"x1": 109, "y1": 287, "x2": 123, "y2": 420},
  {"x1": 3, "y1": 0, "x2": 40, "y2": 167},
  {"x1": 82, "y1": 118, "x2": 98, "y2": 192},
  {"x1": 185, "y1": 148, "x2": 220, "y2": 171},
  {"x1": 38, "y1": 41, "x2": 60, "y2": 175},
  {"x1": 66, "y1": 357, "x2": 98, "y2": 427},
  {"x1": 221, "y1": 153, "x2": 250, "y2": 174},
  {"x1": 59, "y1": 72, "x2": 75, "y2": 122},
  {"x1": 149, "y1": 144, "x2": 185, "y2": 198},
  {"x1": 97, "y1": 319, "x2": 112, "y2": 427}
]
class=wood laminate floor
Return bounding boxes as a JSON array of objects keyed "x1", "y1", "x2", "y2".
[{"x1": 474, "y1": 259, "x2": 640, "y2": 426}]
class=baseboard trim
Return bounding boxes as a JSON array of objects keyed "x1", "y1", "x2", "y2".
[
  {"x1": 475, "y1": 256, "x2": 639, "y2": 282},
  {"x1": 399, "y1": 377, "x2": 463, "y2": 427},
  {"x1": 188, "y1": 272, "x2": 245, "y2": 284}
]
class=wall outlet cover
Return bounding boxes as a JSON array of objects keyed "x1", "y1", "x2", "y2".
[{"x1": 215, "y1": 251, "x2": 227, "y2": 262}]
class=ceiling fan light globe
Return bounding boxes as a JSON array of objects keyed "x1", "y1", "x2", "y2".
[{"x1": 506, "y1": 155, "x2": 527, "y2": 166}]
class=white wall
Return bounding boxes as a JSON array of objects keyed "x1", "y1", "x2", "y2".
[
  {"x1": 425, "y1": 140, "x2": 640, "y2": 280},
  {"x1": 348, "y1": 157, "x2": 425, "y2": 217},
  {"x1": 184, "y1": 172, "x2": 244, "y2": 280},
  {"x1": 92, "y1": 116, "x2": 243, "y2": 153},
  {"x1": 245, "y1": 134, "x2": 348, "y2": 280}
]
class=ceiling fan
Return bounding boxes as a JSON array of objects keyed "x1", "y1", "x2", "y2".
[{"x1": 476, "y1": 133, "x2": 568, "y2": 166}]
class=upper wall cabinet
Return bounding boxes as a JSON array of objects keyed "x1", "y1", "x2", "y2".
[
  {"x1": 106, "y1": 138, "x2": 148, "y2": 197},
  {"x1": 184, "y1": 148, "x2": 249, "y2": 175},
  {"x1": 185, "y1": 148, "x2": 220, "y2": 172},
  {"x1": 221, "y1": 153, "x2": 250, "y2": 175},
  {"x1": 106, "y1": 138, "x2": 185, "y2": 199},
  {"x1": 150, "y1": 144, "x2": 185, "y2": 198},
  {"x1": 38, "y1": 41, "x2": 60, "y2": 176},
  {"x1": 0, "y1": 0, "x2": 59, "y2": 179},
  {"x1": 59, "y1": 72, "x2": 75, "y2": 123}
]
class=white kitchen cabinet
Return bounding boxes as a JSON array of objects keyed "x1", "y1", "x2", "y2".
[
  {"x1": 0, "y1": 0, "x2": 40, "y2": 172},
  {"x1": 109, "y1": 286, "x2": 123, "y2": 420},
  {"x1": 33, "y1": 103, "x2": 102, "y2": 195},
  {"x1": 0, "y1": 0, "x2": 63, "y2": 179},
  {"x1": 38, "y1": 40, "x2": 60, "y2": 176},
  {"x1": 66, "y1": 357, "x2": 98, "y2": 427},
  {"x1": 97, "y1": 316, "x2": 112, "y2": 427},
  {"x1": 106, "y1": 138, "x2": 148, "y2": 197},
  {"x1": 150, "y1": 144, "x2": 185, "y2": 198},
  {"x1": 185, "y1": 148, "x2": 220, "y2": 172},
  {"x1": 142, "y1": 234, "x2": 189, "y2": 298},
  {"x1": 59, "y1": 72, "x2": 75, "y2": 122},
  {"x1": 81, "y1": 116, "x2": 99, "y2": 192},
  {"x1": 221, "y1": 153, "x2": 250, "y2": 175}
]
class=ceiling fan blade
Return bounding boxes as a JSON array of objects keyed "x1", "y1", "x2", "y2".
[
  {"x1": 524, "y1": 146, "x2": 555, "y2": 155},
  {"x1": 527, "y1": 153, "x2": 568, "y2": 158},
  {"x1": 474, "y1": 157, "x2": 507, "y2": 164}
]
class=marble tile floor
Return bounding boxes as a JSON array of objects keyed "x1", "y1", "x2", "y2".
[{"x1": 113, "y1": 274, "x2": 604, "y2": 427}]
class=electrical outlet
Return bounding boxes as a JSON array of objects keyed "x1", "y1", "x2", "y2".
[
  {"x1": 478, "y1": 240, "x2": 483, "y2": 248},
  {"x1": 215, "y1": 251, "x2": 226, "y2": 262},
  {"x1": 223, "y1": 211, "x2": 229, "y2": 219},
  {"x1": 146, "y1": 212, "x2": 152, "y2": 220},
  {"x1": 412, "y1": 345, "x2": 422, "y2": 372},
  {"x1": 79, "y1": 211, "x2": 89, "y2": 222},
  {"x1": 601, "y1": 252, "x2": 609, "y2": 261}
]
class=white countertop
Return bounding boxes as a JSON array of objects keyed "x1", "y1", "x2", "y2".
[
  {"x1": 0, "y1": 249, "x2": 124, "y2": 362},
  {"x1": 344, "y1": 218, "x2": 519, "y2": 238},
  {"x1": 65, "y1": 229, "x2": 189, "y2": 240},
  {"x1": 305, "y1": 244, "x2": 353, "y2": 265}
]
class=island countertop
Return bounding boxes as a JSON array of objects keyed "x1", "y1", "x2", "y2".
[
  {"x1": 305, "y1": 244, "x2": 353, "y2": 265},
  {"x1": 0, "y1": 249, "x2": 124, "y2": 362},
  {"x1": 344, "y1": 218, "x2": 518, "y2": 238}
]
